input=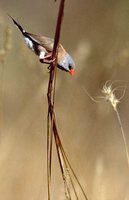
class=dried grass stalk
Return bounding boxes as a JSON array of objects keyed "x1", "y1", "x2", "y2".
[{"x1": 46, "y1": 1, "x2": 89, "y2": 200}]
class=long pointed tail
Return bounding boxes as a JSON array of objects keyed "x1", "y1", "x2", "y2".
[{"x1": 8, "y1": 14, "x2": 25, "y2": 35}]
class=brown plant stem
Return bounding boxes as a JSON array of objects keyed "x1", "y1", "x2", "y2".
[
  {"x1": 46, "y1": 1, "x2": 89, "y2": 200},
  {"x1": 47, "y1": 1, "x2": 65, "y2": 200}
]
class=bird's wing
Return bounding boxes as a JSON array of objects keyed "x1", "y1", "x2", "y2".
[{"x1": 26, "y1": 33, "x2": 54, "y2": 52}]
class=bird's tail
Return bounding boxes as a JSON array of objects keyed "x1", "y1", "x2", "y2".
[{"x1": 8, "y1": 14, "x2": 25, "y2": 35}]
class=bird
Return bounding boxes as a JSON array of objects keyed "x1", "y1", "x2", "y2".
[{"x1": 9, "y1": 16, "x2": 75, "y2": 75}]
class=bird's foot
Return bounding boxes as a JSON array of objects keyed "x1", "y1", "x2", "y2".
[{"x1": 40, "y1": 54, "x2": 55, "y2": 64}]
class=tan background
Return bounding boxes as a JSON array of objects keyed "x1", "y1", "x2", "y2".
[{"x1": 0, "y1": 0, "x2": 129, "y2": 199}]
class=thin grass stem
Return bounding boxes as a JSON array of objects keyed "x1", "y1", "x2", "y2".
[{"x1": 115, "y1": 108, "x2": 129, "y2": 167}]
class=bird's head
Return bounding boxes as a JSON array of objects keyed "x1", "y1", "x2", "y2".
[{"x1": 58, "y1": 52, "x2": 75, "y2": 75}]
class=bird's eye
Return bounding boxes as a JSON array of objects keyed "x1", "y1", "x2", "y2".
[{"x1": 69, "y1": 65, "x2": 72, "y2": 70}]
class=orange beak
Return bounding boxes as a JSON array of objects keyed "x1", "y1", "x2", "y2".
[{"x1": 69, "y1": 69, "x2": 75, "y2": 76}]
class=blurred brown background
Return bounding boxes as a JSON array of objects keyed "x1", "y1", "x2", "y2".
[{"x1": 0, "y1": 0, "x2": 129, "y2": 199}]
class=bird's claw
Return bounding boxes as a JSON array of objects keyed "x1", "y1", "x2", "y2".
[{"x1": 40, "y1": 54, "x2": 56, "y2": 64}]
